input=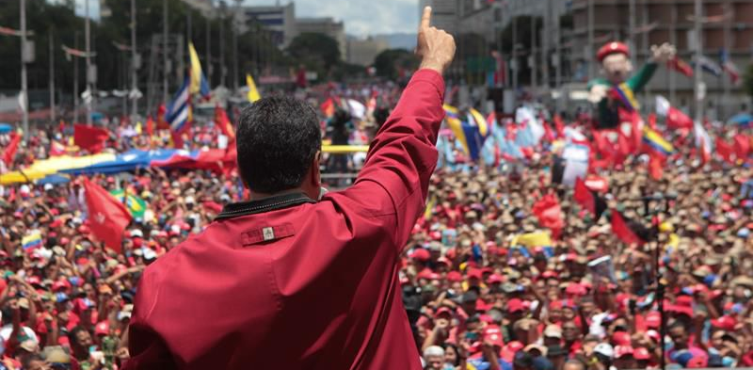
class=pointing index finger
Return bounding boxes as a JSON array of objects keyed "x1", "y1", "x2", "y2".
[{"x1": 420, "y1": 6, "x2": 432, "y2": 30}]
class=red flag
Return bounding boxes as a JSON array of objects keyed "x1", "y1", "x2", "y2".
[
  {"x1": 543, "y1": 121, "x2": 555, "y2": 142},
  {"x1": 647, "y1": 113, "x2": 657, "y2": 130},
  {"x1": 214, "y1": 103, "x2": 236, "y2": 140},
  {"x1": 716, "y1": 138, "x2": 734, "y2": 163},
  {"x1": 665, "y1": 108, "x2": 693, "y2": 130},
  {"x1": 146, "y1": 116, "x2": 154, "y2": 137},
  {"x1": 648, "y1": 154, "x2": 663, "y2": 180},
  {"x1": 611, "y1": 210, "x2": 646, "y2": 246},
  {"x1": 553, "y1": 114, "x2": 565, "y2": 139},
  {"x1": 667, "y1": 57, "x2": 694, "y2": 78},
  {"x1": 156, "y1": 104, "x2": 168, "y2": 130},
  {"x1": 83, "y1": 178, "x2": 132, "y2": 253},
  {"x1": 2, "y1": 133, "x2": 21, "y2": 166},
  {"x1": 50, "y1": 140, "x2": 66, "y2": 157},
  {"x1": 574, "y1": 177, "x2": 607, "y2": 221},
  {"x1": 532, "y1": 194, "x2": 564, "y2": 237},
  {"x1": 734, "y1": 134, "x2": 749, "y2": 163},
  {"x1": 574, "y1": 177, "x2": 595, "y2": 215},
  {"x1": 320, "y1": 98, "x2": 335, "y2": 118},
  {"x1": 74, "y1": 124, "x2": 109, "y2": 153}
]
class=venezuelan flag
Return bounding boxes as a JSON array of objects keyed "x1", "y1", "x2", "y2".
[
  {"x1": 612, "y1": 83, "x2": 640, "y2": 112},
  {"x1": 22, "y1": 231, "x2": 43, "y2": 250},
  {"x1": 468, "y1": 108, "x2": 489, "y2": 137},
  {"x1": 443, "y1": 105, "x2": 486, "y2": 161},
  {"x1": 642, "y1": 126, "x2": 674, "y2": 157}
]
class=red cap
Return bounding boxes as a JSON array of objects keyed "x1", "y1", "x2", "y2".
[
  {"x1": 410, "y1": 248, "x2": 430, "y2": 262},
  {"x1": 488, "y1": 274, "x2": 503, "y2": 284},
  {"x1": 417, "y1": 269, "x2": 434, "y2": 280},
  {"x1": 549, "y1": 300, "x2": 563, "y2": 310},
  {"x1": 710, "y1": 316, "x2": 737, "y2": 331},
  {"x1": 95, "y1": 321, "x2": 110, "y2": 336},
  {"x1": 597, "y1": 41, "x2": 630, "y2": 62},
  {"x1": 430, "y1": 231, "x2": 442, "y2": 241},
  {"x1": 542, "y1": 270, "x2": 559, "y2": 279},
  {"x1": 435, "y1": 307, "x2": 454, "y2": 318},
  {"x1": 467, "y1": 268, "x2": 483, "y2": 280},
  {"x1": 645, "y1": 311, "x2": 661, "y2": 329},
  {"x1": 446, "y1": 271, "x2": 463, "y2": 282},
  {"x1": 566, "y1": 283, "x2": 587, "y2": 296},
  {"x1": 676, "y1": 295, "x2": 694, "y2": 307},
  {"x1": 612, "y1": 331, "x2": 631, "y2": 346},
  {"x1": 52, "y1": 280, "x2": 69, "y2": 292},
  {"x1": 508, "y1": 298, "x2": 525, "y2": 313},
  {"x1": 615, "y1": 345, "x2": 634, "y2": 359},
  {"x1": 634, "y1": 347, "x2": 651, "y2": 360},
  {"x1": 687, "y1": 356, "x2": 708, "y2": 368}
]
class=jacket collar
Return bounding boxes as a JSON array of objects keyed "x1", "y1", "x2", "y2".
[{"x1": 215, "y1": 192, "x2": 316, "y2": 221}]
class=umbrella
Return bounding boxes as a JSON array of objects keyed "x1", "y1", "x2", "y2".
[
  {"x1": 728, "y1": 113, "x2": 753, "y2": 126},
  {"x1": 0, "y1": 123, "x2": 12, "y2": 134}
]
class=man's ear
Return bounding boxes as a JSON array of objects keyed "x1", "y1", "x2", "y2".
[
  {"x1": 625, "y1": 60, "x2": 634, "y2": 74},
  {"x1": 310, "y1": 150, "x2": 321, "y2": 187}
]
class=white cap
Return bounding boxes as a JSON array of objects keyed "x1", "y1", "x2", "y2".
[
  {"x1": 594, "y1": 343, "x2": 614, "y2": 359},
  {"x1": 130, "y1": 229, "x2": 143, "y2": 238},
  {"x1": 44, "y1": 184, "x2": 54, "y2": 191},
  {"x1": 423, "y1": 345, "x2": 445, "y2": 359}
]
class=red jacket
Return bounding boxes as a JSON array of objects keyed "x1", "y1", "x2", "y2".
[{"x1": 125, "y1": 69, "x2": 446, "y2": 369}]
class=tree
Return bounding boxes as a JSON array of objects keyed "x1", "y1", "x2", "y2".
[
  {"x1": 287, "y1": 32, "x2": 341, "y2": 78},
  {"x1": 373, "y1": 49, "x2": 418, "y2": 80}
]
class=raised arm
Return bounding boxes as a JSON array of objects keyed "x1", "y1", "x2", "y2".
[{"x1": 341, "y1": 6, "x2": 455, "y2": 250}]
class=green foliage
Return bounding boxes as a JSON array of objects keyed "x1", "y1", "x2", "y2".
[
  {"x1": 287, "y1": 32, "x2": 342, "y2": 79},
  {"x1": 373, "y1": 49, "x2": 418, "y2": 80}
]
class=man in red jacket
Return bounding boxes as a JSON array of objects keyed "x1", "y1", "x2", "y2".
[{"x1": 124, "y1": 7, "x2": 455, "y2": 369}]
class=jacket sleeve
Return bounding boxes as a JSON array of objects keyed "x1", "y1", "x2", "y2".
[
  {"x1": 123, "y1": 267, "x2": 177, "y2": 370},
  {"x1": 340, "y1": 69, "x2": 445, "y2": 251},
  {"x1": 627, "y1": 62, "x2": 658, "y2": 93}
]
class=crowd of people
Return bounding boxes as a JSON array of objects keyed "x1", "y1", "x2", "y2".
[{"x1": 0, "y1": 79, "x2": 752, "y2": 370}]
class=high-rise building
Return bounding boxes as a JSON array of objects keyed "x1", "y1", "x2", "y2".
[
  {"x1": 242, "y1": 3, "x2": 297, "y2": 48},
  {"x1": 295, "y1": 17, "x2": 347, "y2": 58}
]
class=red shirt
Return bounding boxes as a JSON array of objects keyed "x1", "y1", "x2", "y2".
[{"x1": 125, "y1": 70, "x2": 446, "y2": 369}]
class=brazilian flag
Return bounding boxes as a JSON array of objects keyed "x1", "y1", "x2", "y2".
[{"x1": 110, "y1": 190, "x2": 147, "y2": 220}]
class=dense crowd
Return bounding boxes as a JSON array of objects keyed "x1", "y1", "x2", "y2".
[{"x1": 0, "y1": 88, "x2": 752, "y2": 370}]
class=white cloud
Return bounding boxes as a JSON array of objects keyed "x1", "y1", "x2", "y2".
[{"x1": 250, "y1": 0, "x2": 420, "y2": 36}]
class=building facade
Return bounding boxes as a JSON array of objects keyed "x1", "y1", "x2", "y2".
[
  {"x1": 295, "y1": 17, "x2": 347, "y2": 58},
  {"x1": 346, "y1": 38, "x2": 389, "y2": 66},
  {"x1": 242, "y1": 3, "x2": 297, "y2": 49}
]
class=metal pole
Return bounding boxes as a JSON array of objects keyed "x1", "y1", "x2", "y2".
[
  {"x1": 512, "y1": 15, "x2": 518, "y2": 92},
  {"x1": 20, "y1": 0, "x2": 29, "y2": 140},
  {"x1": 723, "y1": 0, "x2": 731, "y2": 119},
  {"x1": 49, "y1": 30, "x2": 55, "y2": 125},
  {"x1": 629, "y1": 0, "x2": 636, "y2": 68},
  {"x1": 554, "y1": 1, "x2": 562, "y2": 112},
  {"x1": 187, "y1": 9, "x2": 192, "y2": 42},
  {"x1": 85, "y1": 0, "x2": 92, "y2": 126},
  {"x1": 219, "y1": 2, "x2": 226, "y2": 88},
  {"x1": 587, "y1": 0, "x2": 595, "y2": 80},
  {"x1": 131, "y1": 0, "x2": 138, "y2": 118},
  {"x1": 233, "y1": 0, "x2": 240, "y2": 93},
  {"x1": 642, "y1": 0, "x2": 650, "y2": 108},
  {"x1": 531, "y1": 16, "x2": 537, "y2": 89},
  {"x1": 669, "y1": 3, "x2": 676, "y2": 104},
  {"x1": 74, "y1": 32, "x2": 79, "y2": 125},
  {"x1": 206, "y1": 18, "x2": 211, "y2": 85},
  {"x1": 694, "y1": 0, "x2": 703, "y2": 123},
  {"x1": 163, "y1": 0, "x2": 169, "y2": 104},
  {"x1": 542, "y1": 0, "x2": 550, "y2": 89}
]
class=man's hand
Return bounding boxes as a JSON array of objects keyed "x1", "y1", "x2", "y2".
[
  {"x1": 589, "y1": 84, "x2": 608, "y2": 104},
  {"x1": 416, "y1": 6, "x2": 456, "y2": 75},
  {"x1": 651, "y1": 43, "x2": 676, "y2": 64}
]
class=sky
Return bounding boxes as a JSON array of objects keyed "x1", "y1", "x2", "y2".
[{"x1": 256, "y1": 0, "x2": 420, "y2": 36}]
